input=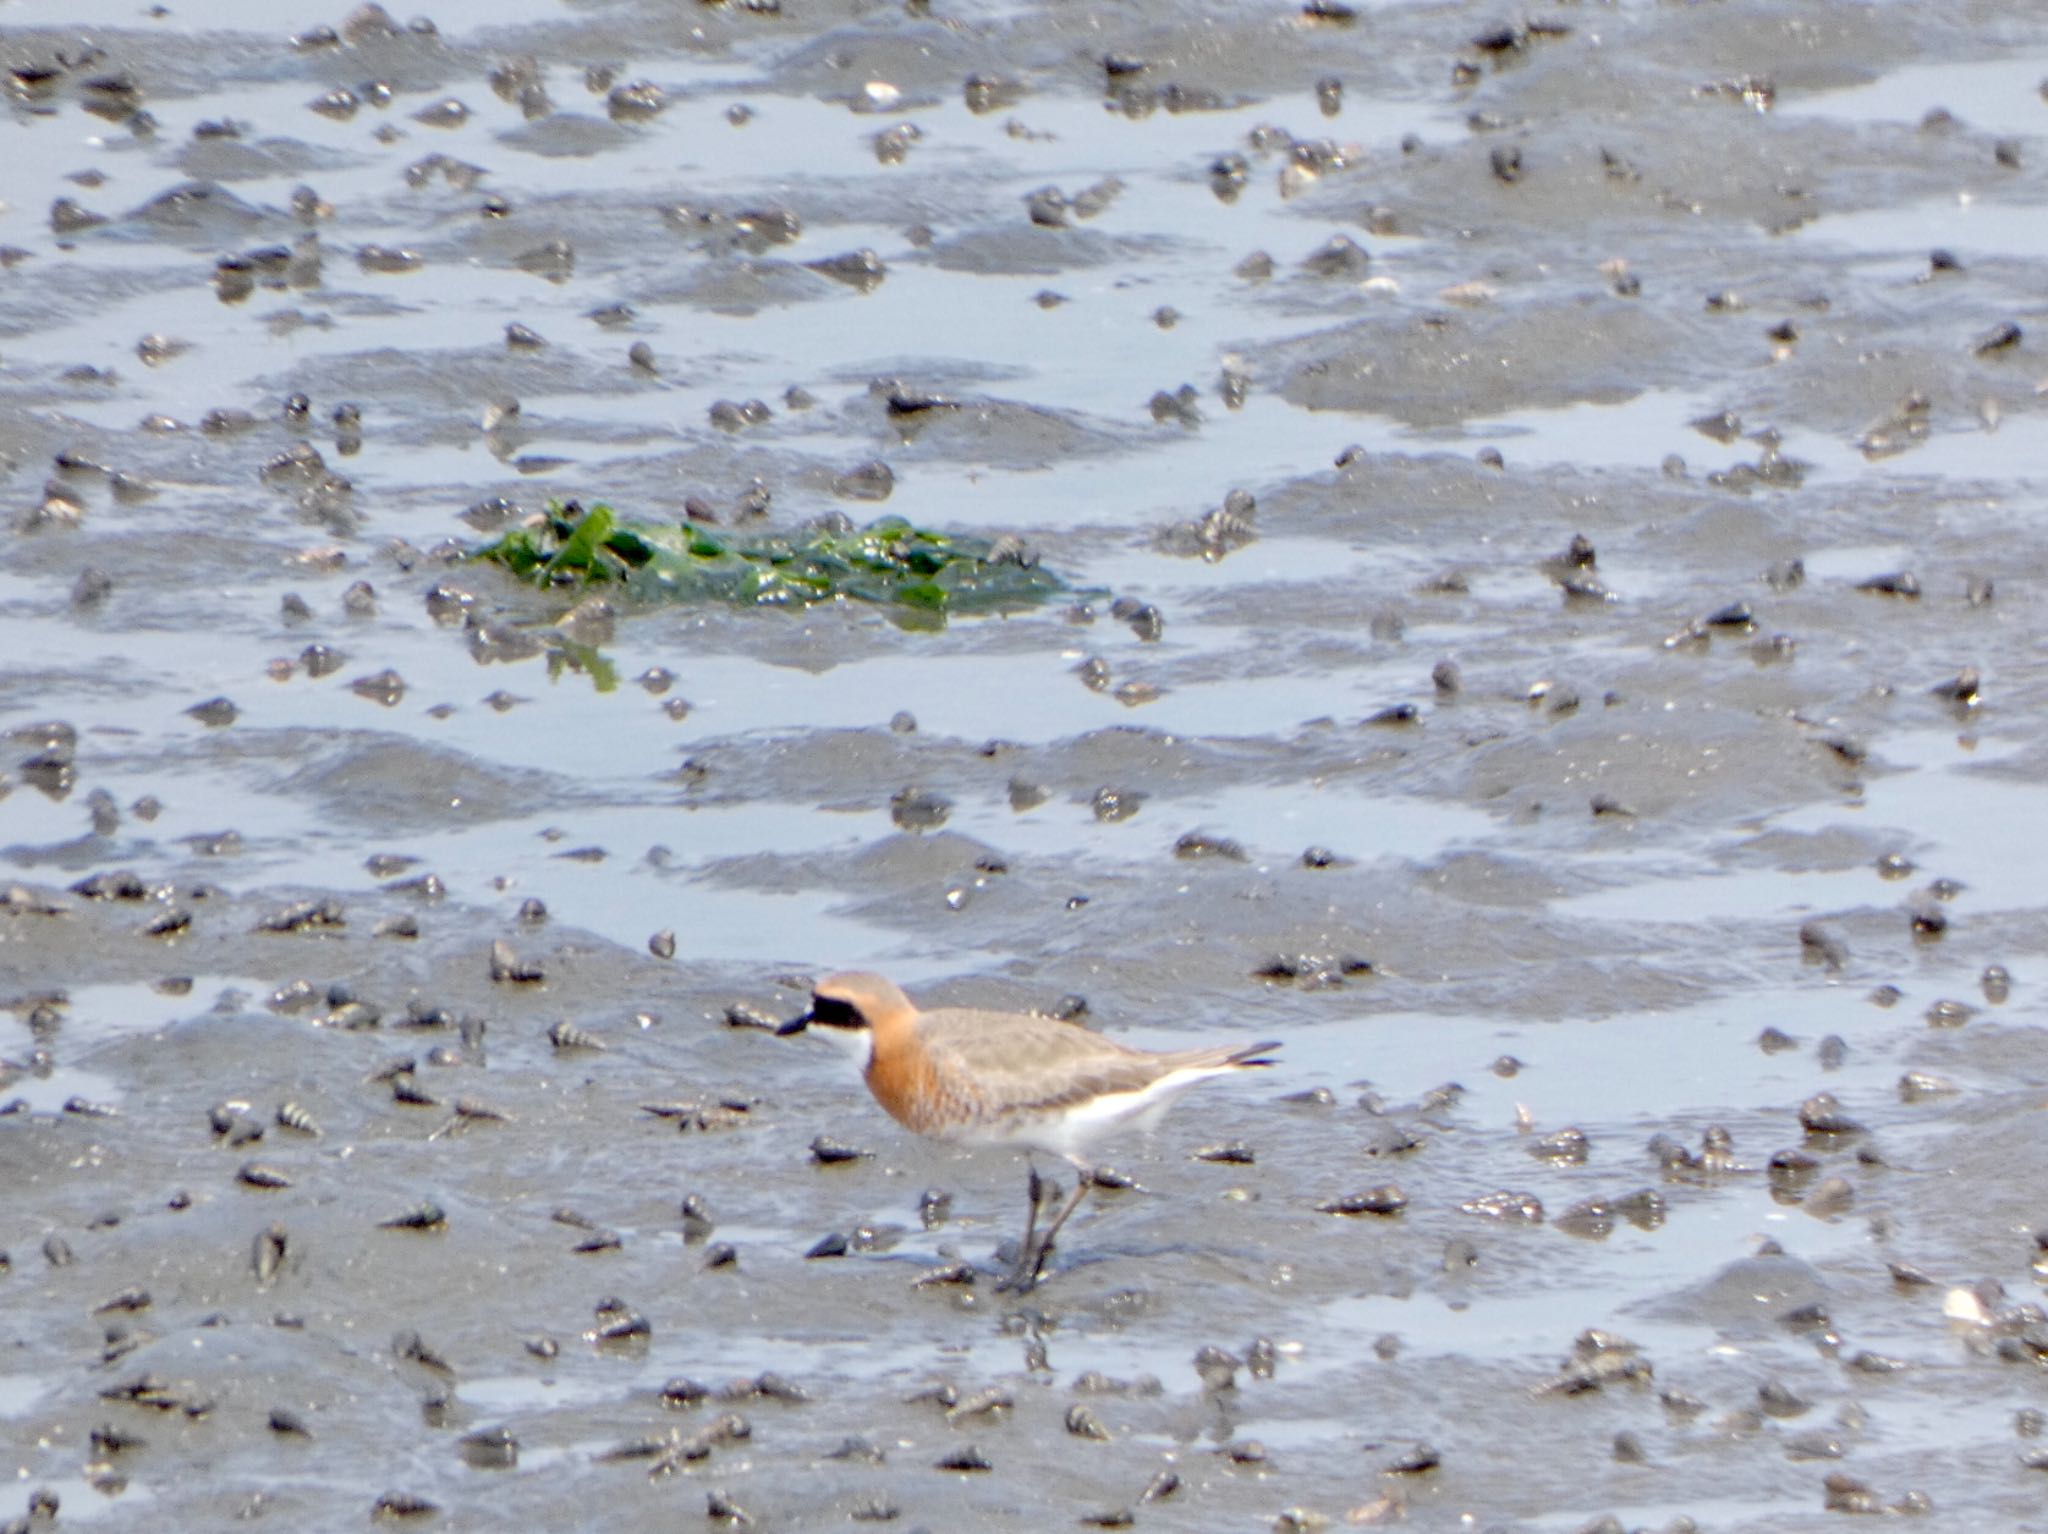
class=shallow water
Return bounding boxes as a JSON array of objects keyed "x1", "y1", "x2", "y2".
[{"x1": 6, "y1": 0, "x2": 2048, "y2": 1528}]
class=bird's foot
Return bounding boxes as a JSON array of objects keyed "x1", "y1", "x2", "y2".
[
  {"x1": 994, "y1": 1167, "x2": 1059, "y2": 1292},
  {"x1": 994, "y1": 1237, "x2": 1052, "y2": 1294},
  {"x1": 995, "y1": 1169, "x2": 1089, "y2": 1294}
]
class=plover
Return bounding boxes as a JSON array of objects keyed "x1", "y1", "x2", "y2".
[{"x1": 779, "y1": 971, "x2": 1279, "y2": 1290}]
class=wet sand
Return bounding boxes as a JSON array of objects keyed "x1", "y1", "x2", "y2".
[{"x1": 5, "y1": 0, "x2": 2048, "y2": 1528}]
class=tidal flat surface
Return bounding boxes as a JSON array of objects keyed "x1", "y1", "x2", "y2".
[{"x1": 4, "y1": 1, "x2": 2048, "y2": 1529}]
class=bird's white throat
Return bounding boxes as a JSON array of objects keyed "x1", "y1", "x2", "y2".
[{"x1": 812, "y1": 1024, "x2": 874, "y2": 1071}]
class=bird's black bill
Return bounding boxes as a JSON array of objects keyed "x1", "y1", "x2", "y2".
[{"x1": 775, "y1": 1009, "x2": 815, "y2": 1037}]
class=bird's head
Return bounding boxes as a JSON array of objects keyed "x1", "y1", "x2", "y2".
[{"x1": 777, "y1": 971, "x2": 913, "y2": 1062}]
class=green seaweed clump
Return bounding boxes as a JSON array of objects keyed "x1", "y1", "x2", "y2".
[{"x1": 472, "y1": 502, "x2": 1068, "y2": 621}]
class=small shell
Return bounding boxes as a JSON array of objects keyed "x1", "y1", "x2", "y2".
[
  {"x1": 252, "y1": 1225, "x2": 288, "y2": 1284},
  {"x1": 379, "y1": 1202, "x2": 447, "y2": 1232},
  {"x1": 371, "y1": 1491, "x2": 439, "y2": 1521},
  {"x1": 275, "y1": 1102, "x2": 321, "y2": 1136},
  {"x1": 391, "y1": 1075, "x2": 439, "y2": 1107}
]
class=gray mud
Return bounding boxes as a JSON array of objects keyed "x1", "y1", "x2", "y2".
[{"x1": 5, "y1": 0, "x2": 2048, "y2": 1528}]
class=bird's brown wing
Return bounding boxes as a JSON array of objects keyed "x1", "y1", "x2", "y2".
[{"x1": 918, "y1": 1008, "x2": 1168, "y2": 1115}]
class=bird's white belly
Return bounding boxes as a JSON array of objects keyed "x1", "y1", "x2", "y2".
[{"x1": 951, "y1": 1077, "x2": 1199, "y2": 1162}]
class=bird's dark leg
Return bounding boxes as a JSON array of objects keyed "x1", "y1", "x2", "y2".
[
  {"x1": 1014, "y1": 1162, "x2": 1093, "y2": 1293},
  {"x1": 995, "y1": 1162, "x2": 1049, "y2": 1292}
]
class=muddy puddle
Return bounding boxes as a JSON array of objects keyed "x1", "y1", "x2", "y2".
[{"x1": 5, "y1": 0, "x2": 2048, "y2": 1528}]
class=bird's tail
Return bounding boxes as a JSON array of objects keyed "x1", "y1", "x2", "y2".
[{"x1": 1170, "y1": 1039, "x2": 1282, "y2": 1072}]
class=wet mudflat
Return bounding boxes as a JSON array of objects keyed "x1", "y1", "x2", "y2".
[{"x1": 5, "y1": 0, "x2": 2048, "y2": 1527}]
